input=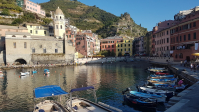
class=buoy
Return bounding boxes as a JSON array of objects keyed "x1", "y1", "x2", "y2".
[
  {"x1": 55, "y1": 71, "x2": 56, "y2": 73},
  {"x1": 32, "y1": 75, "x2": 33, "y2": 77},
  {"x1": 44, "y1": 74, "x2": 45, "y2": 76},
  {"x1": 19, "y1": 76, "x2": 20, "y2": 78}
]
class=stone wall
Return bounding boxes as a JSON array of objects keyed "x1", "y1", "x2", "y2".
[{"x1": 31, "y1": 53, "x2": 66, "y2": 64}]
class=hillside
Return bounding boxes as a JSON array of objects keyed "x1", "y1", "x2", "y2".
[{"x1": 40, "y1": 0, "x2": 147, "y2": 38}]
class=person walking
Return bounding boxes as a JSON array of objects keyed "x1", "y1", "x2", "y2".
[
  {"x1": 190, "y1": 63, "x2": 193, "y2": 71},
  {"x1": 178, "y1": 79, "x2": 184, "y2": 87}
]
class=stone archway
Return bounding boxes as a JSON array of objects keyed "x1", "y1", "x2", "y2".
[{"x1": 15, "y1": 59, "x2": 27, "y2": 65}]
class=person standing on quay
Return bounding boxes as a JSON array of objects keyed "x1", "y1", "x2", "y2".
[{"x1": 190, "y1": 63, "x2": 193, "y2": 71}]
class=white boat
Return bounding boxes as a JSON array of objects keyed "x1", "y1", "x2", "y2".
[
  {"x1": 20, "y1": 72, "x2": 29, "y2": 76},
  {"x1": 33, "y1": 85, "x2": 69, "y2": 112},
  {"x1": 66, "y1": 86, "x2": 122, "y2": 112}
]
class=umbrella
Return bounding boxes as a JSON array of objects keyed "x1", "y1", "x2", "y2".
[{"x1": 192, "y1": 53, "x2": 199, "y2": 56}]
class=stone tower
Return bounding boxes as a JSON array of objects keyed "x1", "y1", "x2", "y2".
[{"x1": 54, "y1": 7, "x2": 65, "y2": 39}]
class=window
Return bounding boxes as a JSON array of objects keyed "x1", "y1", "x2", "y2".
[
  {"x1": 36, "y1": 31, "x2": 38, "y2": 34},
  {"x1": 193, "y1": 22, "x2": 196, "y2": 27},
  {"x1": 118, "y1": 44, "x2": 119, "y2": 47},
  {"x1": 56, "y1": 25, "x2": 58, "y2": 29},
  {"x1": 176, "y1": 37, "x2": 178, "y2": 42},
  {"x1": 167, "y1": 46, "x2": 169, "y2": 50},
  {"x1": 167, "y1": 38, "x2": 169, "y2": 43},
  {"x1": 43, "y1": 48, "x2": 46, "y2": 53},
  {"x1": 184, "y1": 35, "x2": 186, "y2": 41},
  {"x1": 171, "y1": 38, "x2": 172, "y2": 43},
  {"x1": 173, "y1": 46, "x2": 175, "y2": 50},
  {"x1": 44, "y1": 31, "x2": 46, "y2": 34},
  {"x1": 27, "y1": 6, "x2": 29, "y2": 8},
  {"x1": 129, "y1": 48, "x2": 130, "y2": 51},
  {"x1": 118, "y1": 49, "x2": 119, "y2": 51},
  {"x1": 125, "y1": 48, "x2": 126, "y2": 51},
  {"x1": 60, "y1": 16, "x2": 62, "y2": 19},
  {"x1": 60, "y1": 25, "x2": 62, "y2": 29},
  {"x1": 102, "y1": 45, "x2": 104, "y2": 48},
  {"x1": 125, "y1": 44, "x2": 126, "y2": 47},
  {"x1": 30, "y1": 7, "x2": 32, "y2": 9},
  {"x1": 194, "y1": 32, "x2": 196, "y2": 39},
  {"x1": 121, "y1": 49, "x2": 123, "y2": 51},
  {"x1": 108, "y1": 45, "x2": 110, "y2": 48},
  {"x1": 32, "y1": 48, "x2": 35, "y2": 53},
  {"x1": 13, "y1": 42, "x2": 16, "y2": 48},
  {"x1": 188, "y1": 34, "x2": 191, "y2": 40},
  {"x1": 55, "y1": 49, "x2": 58, "y2": 53},
  {"x1": 128, "y1": 44, "x2": 130, "y2": 46},
  {"x1": 24, "y1": 42, "x2": 27, "y2": 48},
  {"x1": 121, "y1": 44, "x2": 123, "y2": 47},
  {"x1": 180, "y1": 36, "x2": 181, "y2": 41},
  {"x1": 112, "y1": 49, "x2": 114, "y2": 52},
  {"x1": 27, "y1": 1, "x2": 29, "y2": 4},
  {"x1": 112, "y1": 45, "x2": 114, "y2": 48},
  {"x1": 30, "y1": 25, "x2": 32, "y2": 28}
]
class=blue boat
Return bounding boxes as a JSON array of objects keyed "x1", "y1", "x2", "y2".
[
  {"x1": 150, "y1": 78, "x2": 177, "y2": 82},
  {"x1": 149, "y1": 75, "x2": 174, "y2": 79},
  {"x1": 32, "y1": 70, "x2": 37, "y2": 74},
  {"x1": 44, "y1": 69, "x2": 50, "y2": 74},
  {"x1": 122, "y1": 88, "x2": 157, "y2": 107},
  {"x1": 33, "y1": 85, "x2": 68, "y2": 112}
]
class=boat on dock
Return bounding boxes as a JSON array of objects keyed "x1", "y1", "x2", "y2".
[
  {"x1": 65, "y1": 86, "x2": 122, "y2": 112},
  {"x1": 32, "y1": 70, "x2": 37, "y2": 74},
  {"x1": 33, "y1": 85, "x2": 69, "y2": 112}
]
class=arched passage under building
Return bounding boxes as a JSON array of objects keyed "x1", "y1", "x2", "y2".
[{"x1": 14, "y1": 59, "x2": 27, "y2": 65}]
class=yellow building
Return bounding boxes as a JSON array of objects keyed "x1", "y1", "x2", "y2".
[
  {"x1": 25, "y1": 23, "x2": 50, "y2": 36},
  {"x1": 116, "y1": 39, "x2": 133, "y2": 56}
]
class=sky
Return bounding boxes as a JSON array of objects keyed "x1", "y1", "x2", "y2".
[{"x1": 33, "y1": 0, "x2": 199, "y2": 31}]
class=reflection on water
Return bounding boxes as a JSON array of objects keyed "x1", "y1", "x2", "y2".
[{"x1": 0, "y1": 64, "x2": 150, "y2": 112}]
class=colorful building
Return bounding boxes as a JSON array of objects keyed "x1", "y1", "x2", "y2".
[
  {"x1": 116, "y1": 38, "x2": 133, "y2": 56},
  {"x1": 100, "y1": 36, "x2": 123, "y2": 54},
  {"x1": 25, "y1": 23, "x2": 50, "y2": 36},
  {"x1": 170, "y1": 10, "x2": 199, "y2": 61},
  {"x1": 153, "y1": 20, "x2": 178, "y2": 57},
  {"x1": 24, "y1": 0, "x2": 45, "y2": 16},
  {"x1": 16, "y1": 0, "x2": 24, "y2": 7}
]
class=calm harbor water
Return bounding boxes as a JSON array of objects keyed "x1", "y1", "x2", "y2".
[{"x1": 0, "y1": 63, "x2": 158, "y2": 112}]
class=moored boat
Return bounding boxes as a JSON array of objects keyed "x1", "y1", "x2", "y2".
[
  {"x1": 33, "y1": 85, "x2": 69, "y2": 112},
  {"x1": 20, "y1": 71, "x2": 30, "y2": 76},
  {"x1": 65, "y1": 86, "x2": 122, "y2": 112},
  {"x1": 44, "y1": 69, "x2": 50, "y2": 74},
  {"x1": 122, "y1": 88, "x2": 157, "y2": 107},
  {"x1": 32, "y1": 70, "x2": 37, "y2": 74}
]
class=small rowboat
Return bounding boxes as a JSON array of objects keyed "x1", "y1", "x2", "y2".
[
  {"x1": 149, "y1": 75, "x2": 174, "y2": 79},
  {"x1": 20, "y1": 72, "x2": 30, "y2": 76},
  {"x1": 44, "y1": 69, "x2": 50, "y2": 74},
  {"x1": 32, "y1": 70, "x2": 37, "y2": 74},
  {"x1": 155, "y1": 72, "x2": 169, "y2": 75},
  {"x1": 150, "y1": 78, "x2": 177, "y2": 82}
]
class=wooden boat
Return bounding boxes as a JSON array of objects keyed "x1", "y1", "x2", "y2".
[
  {"x1": 148, "y1": 75, "x2": 174, "y2": 79},
  {"x1": 149, "y1": 78, "x2": 177, "y2": 83},
  {"x1": 122, "y1": 88, "x2": 157, "y2": 107},
  {"x1": 33, "y1": 85, "x2": 69, "y2": 112},
  {"x1": 20, "y1": 72, "x2": 29, "y2": 76},
  {"x1": 44, "y1": 69, "x2": 50, "y2": 74},
  {"x1": 147, "y1": 67, "x2": 168, "y2": 73},
  {"x1": 155, "y1": 72, "x2": 169, "y2": 75},
  {"x1": 138, "y1": 87, "x2": 174, "y2": 100},
  {"x1": 32, "y1": 70, "x2": 37, "y2": 74},
  {"x1": 65, "y1": 86, "x2": 122, "y2": 112}
]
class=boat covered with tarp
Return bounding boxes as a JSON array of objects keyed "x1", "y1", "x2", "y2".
[{"x1": 33, "y1": 85, "x2": 69, "y2": 112}]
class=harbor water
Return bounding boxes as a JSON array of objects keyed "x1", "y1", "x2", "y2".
[{"x1": 0, "y1": 62, "x2": 165, "y2": 112}]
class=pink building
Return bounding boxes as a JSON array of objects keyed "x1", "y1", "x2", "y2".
[
  {"x1": 24, "y1": 0, "x2": 45, "y2": 16},
  {"x1": 153, "y1": 20, "x2": 178, "y2": 56},
  {"x1": 66, "y1": 28, "x2": 76, "y2": 46}
]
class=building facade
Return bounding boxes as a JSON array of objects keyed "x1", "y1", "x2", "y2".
[
  {"x1": 24, "y1": 0, "x2": 45, "y2": 16},
  {"x1": 25, "y1": 23, "x2": 50, "y2": 36},
  {"x1": 170, "y1": 10, "x2": 199, "y2": 61},
  {"x1": 116, "y1": 39, "x2": 133, "y2": 56},
  {"x1": 100, "y1": 36, "x2": 123, "y2": 53}
]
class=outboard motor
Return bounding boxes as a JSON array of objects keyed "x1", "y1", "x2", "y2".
[{"x1": 122, "y1": 88, "x2": 131, "y2": 94}]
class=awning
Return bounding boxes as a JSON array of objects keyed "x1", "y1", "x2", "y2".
[
  {"x1": 34, "y1": 85, "x2": 68, "y2": 98},
  {"x1": 192, "y1": 53, "x2": 199, "y2": 56},
  {"x1": 70, "y1": 86, "x2": 94, "y2": 92}
]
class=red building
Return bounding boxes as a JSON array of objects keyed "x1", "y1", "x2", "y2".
[
  {"x1": 100, "y1": 36, "x2": 123, "y2": 53},
  {"x1": 66, "y1": 27, "x2": 76, "y2": 46},
  {"x1": 170, "y1": 10, "x2": 199, "y2": 61}
]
